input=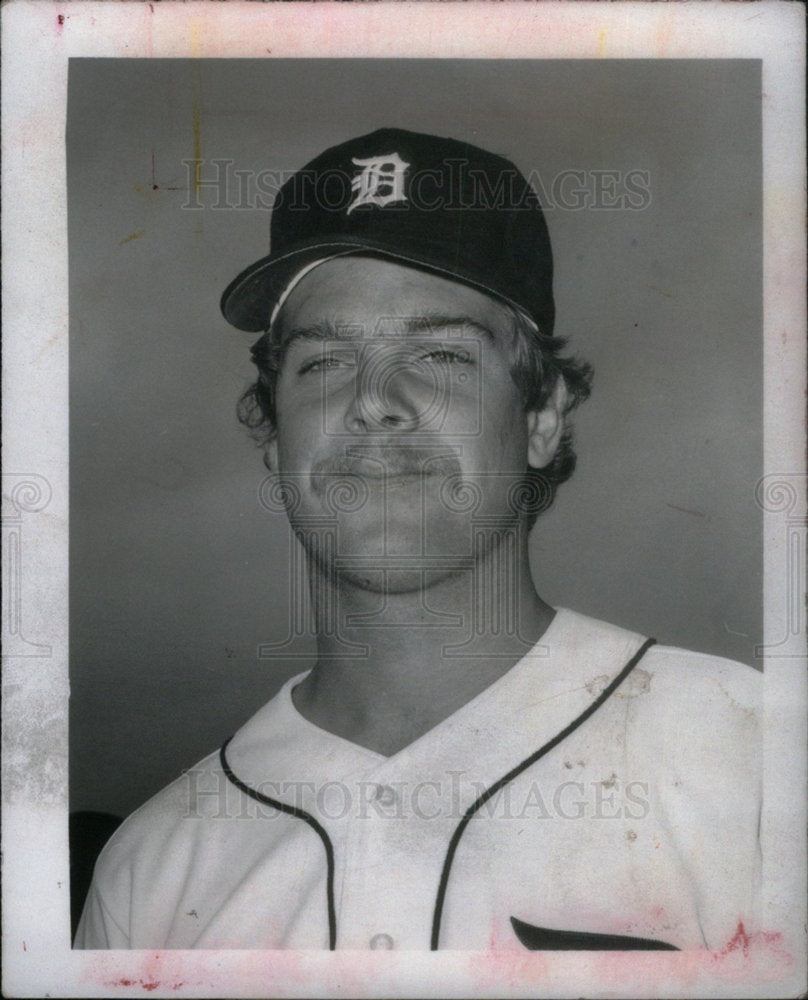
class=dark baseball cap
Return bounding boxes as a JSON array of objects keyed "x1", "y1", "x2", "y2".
[{"x1": 220, "y1": 127, "x2": 555, "y2": 335}]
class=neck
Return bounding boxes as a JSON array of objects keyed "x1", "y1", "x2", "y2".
[{"x1": 292, "y1": 529, "x2": 554, "y2": 756}]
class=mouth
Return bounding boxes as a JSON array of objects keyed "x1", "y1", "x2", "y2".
[
  {"x1": 314, "y1": 449, "x2": 458, "y2": 480},
  {"x1": 313, "y1": 468, "x2": 434, "y2": 489},
  {"x1": 308, "y1": 447, "x2": 464, "y2": 504},
  {"x1": 351, "y1": 466, "x2": 432, "y2": 480}
]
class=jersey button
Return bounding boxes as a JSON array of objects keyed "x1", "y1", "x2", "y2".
[
  {"x1": 374, "y1": 784, "x2": 397, "y2": 807},
  {"x1": 369, "y1": 933, "x2": 394, "y2": 950}
]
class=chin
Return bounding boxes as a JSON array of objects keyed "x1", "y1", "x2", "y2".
[{"x1": 334, "y1": 565, "x2": 462, "y2": 596}]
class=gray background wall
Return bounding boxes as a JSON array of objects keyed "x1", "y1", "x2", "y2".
[{"x1": 68, "y1": 59, "x2": 762, "y2": 820}]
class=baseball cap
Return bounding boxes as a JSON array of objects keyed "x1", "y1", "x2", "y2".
[{"x1": 220, "y1": 127, "x2": 555, "y2": 335}]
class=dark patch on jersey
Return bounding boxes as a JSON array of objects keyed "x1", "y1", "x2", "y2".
[{"x1": 510, "y1": 915, "x2": 679, "y2": 951}]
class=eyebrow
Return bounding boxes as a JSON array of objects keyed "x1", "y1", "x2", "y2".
[{"x1": 279, "y1": 315, "x2": 496, "y2": 353}]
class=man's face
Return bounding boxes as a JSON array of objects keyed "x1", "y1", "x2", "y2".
[{"x1": 269, "y1": 256, "x2": 545, "y2": 591}]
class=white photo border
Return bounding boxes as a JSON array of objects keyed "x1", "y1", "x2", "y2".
[{"x1": 2, "y1": 2, "x2": 805, "y2": 998}]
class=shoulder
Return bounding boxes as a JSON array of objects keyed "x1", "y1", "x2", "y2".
[
  {"x1": 94, "y1": 672, "x2": 312, "y2": 884},
  {"x1": 639, "y1": 642, "x2": 762, "y2": 720},
  {"x1": 555, "y1": 609, "x2": 762, "y2": 782},
  {"x1": 91, "y1": 749, "x2": 226, "y2": 886},
  {"x1": 621, "y1": 643, "x2": 762, "y2": 803},
  {"x1": 555, "y1": 607, "x2": 762, "y2": 715}
]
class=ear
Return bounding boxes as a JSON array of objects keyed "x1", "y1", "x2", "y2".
[
  {"x1": 526, "y1": 378, "x2": 569, "y2": 469},
  {"x1": 263, "y1": 435, "x2": 279, "y2": 472}
]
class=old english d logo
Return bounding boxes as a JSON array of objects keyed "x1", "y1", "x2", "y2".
[{"x1": 346, "y1": 153, "x2": 410, "y2": 214}]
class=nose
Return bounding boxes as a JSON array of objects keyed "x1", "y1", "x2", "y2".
[{"x1": 343, "y1": 350, "x2": 424, "y2": 433}]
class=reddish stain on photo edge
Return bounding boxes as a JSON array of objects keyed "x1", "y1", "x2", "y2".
[
  {"x1": 724, "y1": 921, "x2": 751, "y2": 956},
  {"x1": 100, "y1": 951, "x2": 188, "y2": 992},
  {"x1": 715, "y1": 921, "x2": 788, "y2": 960},
  {"x1": 106, "y1": 981, "x2": 185, "y2": 992}
]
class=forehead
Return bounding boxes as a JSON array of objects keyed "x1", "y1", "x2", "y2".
[{"x1": 274, "y1": 256, "x2": 514, "y2": 341}]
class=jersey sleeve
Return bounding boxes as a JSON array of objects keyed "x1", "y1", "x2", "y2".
[
  {"x1": 74, "y1": 875, "x2": 131, "y2": 949},
  {"x1": 640, "y1": 646, "x2": 763, "y2": 947}
]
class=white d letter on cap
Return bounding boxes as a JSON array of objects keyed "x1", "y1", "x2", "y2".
[{"x1": 346, "y1": 153, "x2": 410, "y2": 215}]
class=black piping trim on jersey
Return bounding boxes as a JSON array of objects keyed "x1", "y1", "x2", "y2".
[
  {"x1": 218, "y1": 738, "x2": 337, "y2": 950},
  {"x1": 430, "y1": 636, "x2": 658, "y2": 950}
]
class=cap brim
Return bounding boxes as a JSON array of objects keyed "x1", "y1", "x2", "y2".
[{"x1": 220, "y1": 237, "x2": 533, "y2": 333}]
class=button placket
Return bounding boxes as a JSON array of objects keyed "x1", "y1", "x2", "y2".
[
  {"x1": 335, "y1": 771, "x2": 390, "y2": 947},
  {"x1": 336, "y1": 765, "x2": 456, "y2": 948}
]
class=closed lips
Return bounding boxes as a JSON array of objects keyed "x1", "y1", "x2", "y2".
[{"x1": 312, "y1": 449, "x2": 460, "y2": 480}]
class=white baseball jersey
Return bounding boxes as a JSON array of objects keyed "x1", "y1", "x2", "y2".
[{"x1": 75, "y1": 608, "x2": 762, "y2": 951}]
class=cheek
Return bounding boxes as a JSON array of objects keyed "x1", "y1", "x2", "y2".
[
  {"x1": 503, "y1": 421, "x2": 528, "y2": 453},
  {"x1": 275, "y1": 380, "x2": 319, "y2": 435},
  {"x1": 494, "y1": 422, "x2": 529, "y2": 473},
  {"x1": 273, "y1": 409, "x2": 319, "y2": 472},
  {"x1": 483, "y1": 383, "x2": 530, "y2": 464},
  {"x1": 276, "y1": 426, "x2": 315, "y2": 472},
  {"x1": 276, "y1": 373, "x2": 349, "y2": 439}
]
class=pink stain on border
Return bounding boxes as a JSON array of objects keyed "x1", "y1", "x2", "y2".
[
  {"x1": 469, "y1": 946, "x2": 548, "y2": 989},
  {"x1": 104, "y1": 979, "x2": 186, "y2": 993},
  {"x1": 712, "y1": 921, "x2": 792, "y2": 965}
]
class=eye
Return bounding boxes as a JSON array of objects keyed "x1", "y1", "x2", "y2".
[
  {"x1": 298, "y1": 356, "x2": 335, "y2": 375},
  {"x1": 297, "y1": 352, "x2": 355, "y2": 375},
  {"x1": 420, "y1": 347, "x2": 472, "y2": 365}
]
